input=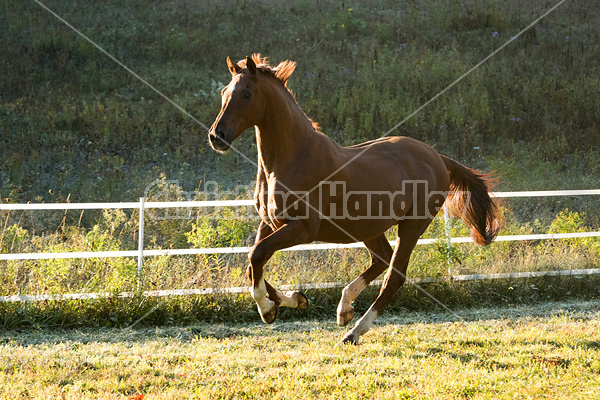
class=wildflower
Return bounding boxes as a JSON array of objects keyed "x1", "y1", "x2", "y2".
[{"x1": 492, "y1": 32, "x2": 499, "y2": 38}]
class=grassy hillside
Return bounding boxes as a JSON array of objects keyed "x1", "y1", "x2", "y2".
[{"x1": 1, "y1": 0, "x2": 599, "y2": 207}]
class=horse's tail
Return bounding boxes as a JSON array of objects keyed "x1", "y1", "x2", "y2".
[{"x1": 441, "y1": 155, "x2": 502, "y2": 246}]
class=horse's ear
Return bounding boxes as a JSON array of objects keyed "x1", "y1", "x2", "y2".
[
  {"x1": 274, "y1": 60, "x2": 296, "y2": 85},
  {"x1": 245, "y1": 56, "x2": 257, "y2": 74},
  {"x1": 227, "y1": 56, "x2": 241, "y2": 75}
]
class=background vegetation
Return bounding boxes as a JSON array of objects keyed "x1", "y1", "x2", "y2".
[
  {"x1": 2, "y1": 0, "x2": 599, "y2": 203},
  {"x1": 1, "y1": 0, "x2": 599, "y2": 327}
]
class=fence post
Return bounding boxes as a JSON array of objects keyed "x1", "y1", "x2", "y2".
[
  {"x1": 137, "y1": 197, "x2": 145, "y2": 285},
  {"x1": 443, "y1": 204, "x2": 453, "y2": 280}
]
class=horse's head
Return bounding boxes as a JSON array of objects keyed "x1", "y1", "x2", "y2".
[
  {"x1": 208, "y1": 56, "x2": 263, "y2": 153},
  {"x1": 208, "y1": 54, "x2": 296, "y2": 153}
]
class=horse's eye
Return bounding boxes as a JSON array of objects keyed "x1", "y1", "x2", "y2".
[{"x1": 243, "y1": 91, "x2": 252, "y2": 99}]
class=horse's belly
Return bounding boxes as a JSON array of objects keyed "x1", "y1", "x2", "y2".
[{"x1": 315, "y1": 218, "x2": 397, "y2": 243}]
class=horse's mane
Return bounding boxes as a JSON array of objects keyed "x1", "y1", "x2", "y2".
[
  {"x1": 237, "y1": 53, "x2": 295, "y2": 86},
  {"x1": 236, "y1": 54, "x2": 321, "y2": 132}
]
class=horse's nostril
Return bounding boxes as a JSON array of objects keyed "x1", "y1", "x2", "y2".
[
  {"x1": 209, "y1": 129, "x2": 225, "y2": 143},
  {"x1": 209, "y1": 128, "x2": 230, "y2": 151}
]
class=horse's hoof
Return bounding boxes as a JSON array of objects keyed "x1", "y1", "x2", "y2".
[
  {"x1": 337, "y1": 305, "x2": 354, "y2": 326},
  {"x1": 296, "y1": 291, "x2": 309, "y2": 309},
  {"x1": 340, "y1": 333, "x2": 359, "y2": 345},
  {"x1": 260, "y1": 304, "x2": 279, "y2": 324}
]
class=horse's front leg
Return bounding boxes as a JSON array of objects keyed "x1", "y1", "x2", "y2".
[{"x1": 247, "y1": 220, "x2": 313, "y2": 324}]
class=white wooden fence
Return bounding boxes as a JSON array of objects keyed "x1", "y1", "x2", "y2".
[{"x1": 1, "y1": 189, "x2": 599, "y2": 302}]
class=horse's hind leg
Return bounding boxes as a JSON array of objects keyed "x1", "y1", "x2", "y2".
[
  {"x1": 337, "y1": 234, "x2": 393, "y2": 326},
  {"x1": 341, "y1": 218, "x2": 431, "y2": 344}
]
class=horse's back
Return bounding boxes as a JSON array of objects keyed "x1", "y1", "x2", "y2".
[
  {"x1": 307, "y1": 136, "x2": 450, "y2": 243},
  {"x1": 341, "y1": 136, "x2": 449, "y2": 191}
]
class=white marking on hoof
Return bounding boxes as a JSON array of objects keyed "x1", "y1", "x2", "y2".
[
  {"x1": 337, "y1": 277, "x2": 367, "y2": 326},
  {"x1": 252, "y1": 279, "x2": 276, "y2": 320},
  {"x1": 281, "y1": 291, "x2": 308, "y2": 308},
  {"x1": 295, "y1": 291, "x2": 309, "y2": 309},
  {"x1": 337, "y1": 303, "x2": 354, "y2": 326}
]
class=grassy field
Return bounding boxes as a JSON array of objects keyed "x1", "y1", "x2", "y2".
[{"x1": 1, "y1": 300, "x2": 599, "y2": 399}]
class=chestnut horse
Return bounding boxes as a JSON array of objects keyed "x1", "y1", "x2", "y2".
[{"x1": 208, "y1": 54, "x2": 501, "y2": 344}]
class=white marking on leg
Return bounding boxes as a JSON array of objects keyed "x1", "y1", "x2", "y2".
[
  {"x1": 251, "y1": 279, "x2": 275, "y2": 316},
  {"x1": 280, "y1": 291, "x2": 298, "y2": 307},
  {"x1": 337, "y1": 277, "x2": 367, "y2": 324},
  {"x1": 341, "y1": 277, "x2": 367, "y2": 305},
  {"x1": 346, "y1": 307, "x2": 379, "y2": 340}
]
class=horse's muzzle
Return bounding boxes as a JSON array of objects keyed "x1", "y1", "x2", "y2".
[{"x1": 208, "y1": 128, "x2": 231, "y2": 152}]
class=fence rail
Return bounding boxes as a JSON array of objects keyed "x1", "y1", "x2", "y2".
[
  {"x1": 2, "y1": 231, "x2": 600, "y2": 261},
  {"x1": 2, "y1": 190, "x2": 599, "y2": 212},
  {"x1": 1, "y1": 189, "x2": 599, "y2": 262},
  {"x1": 1, "y1": 189, "x2": 599, "y2": 302},
  {"x1": 3, "y1": 267, "x2": 599, "y2": 303}
]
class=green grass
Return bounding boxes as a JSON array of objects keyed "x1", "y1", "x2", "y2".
[{"x1": 1, "y1": 300, "x2": 599, "y2": 399}]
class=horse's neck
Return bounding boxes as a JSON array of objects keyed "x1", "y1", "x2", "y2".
[{"x1": 255, "y1": 82, "x2": 320, "y2": 174}]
